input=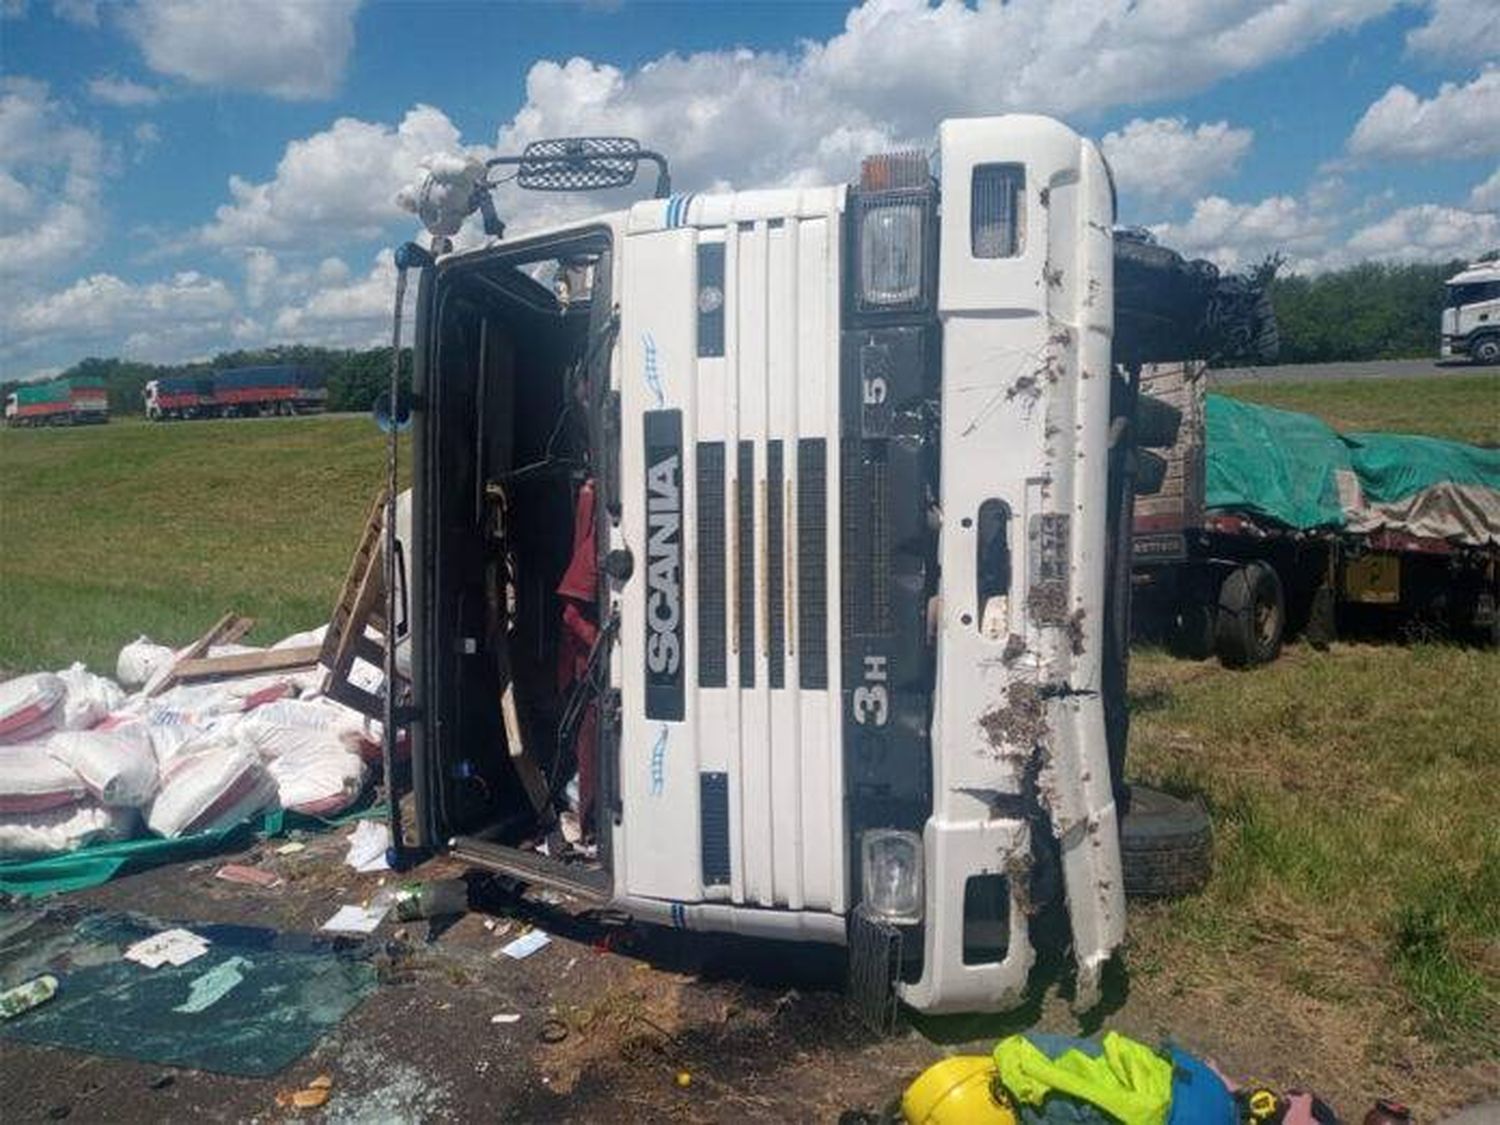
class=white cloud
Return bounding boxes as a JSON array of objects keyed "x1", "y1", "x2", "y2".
[
  {"x1": 0, "y1": 77, "x2": 106, "y2": 277},
  {"x1": 1100, "y1": 117, "x2": 1253, "y2": 207},
  {"x1": 200, "y1": 104, "x2": 469, "y2": 248},
  {"x1": 1148, "y1": 194, "x2": 1333, "y2": 271},
  {"x1": 1347, "y1": 69, "x2": 1500, "y2": 162},
  {"x1": 1406, "y1": 0, "x2": 1500, "y2": 66},
  {"x1": 4, "y1": 271, "x2": 237, "y2": 359},
  {"x1": 124, "y1": 0, "x2": 361, "y2": 101},
  {"x1": 134, "y1": 121, "x2": 160, "y2": 145},
  {"x1": 270, "y1": 249, "x2": 411, "y2": 347},
  {"x1": 88, "y1": 75, "x2": 164, "y2": 107},
  {"x1": 52, "y1": 0, "x2": 98, "y2": 27},
  {"x1": 1344, "y1": 203, "x2": 1500, "y2": 262},
  {"x1": 1469, "y1": 167, "x2": 1500, "y2": 211}
]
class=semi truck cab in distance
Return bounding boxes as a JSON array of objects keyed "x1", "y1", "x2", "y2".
[
  {"x1": 1441, "y1": 260, "x2": 1500, "y2": 364},
  {"x1": 405, "y1": 114, "x2": 1130, "y2": 1016}
]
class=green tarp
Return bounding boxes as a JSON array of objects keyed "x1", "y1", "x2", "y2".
[
  {"x1": 1205, "y1": 394, "x2": 1500, "y2": 543},
  {"x1": 0, "y1": 802, "x2": 385, "y2": 899},
  {"x1": 1205, "y1": 394, "x2": 1352, "y2": 530}
]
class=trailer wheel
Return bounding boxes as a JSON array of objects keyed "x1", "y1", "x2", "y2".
[
  {"x1": 1168, "y1": 600, "x2": 1215, "y2": 660},
  {"x1": 1120, "y1": 785, "x2": 1212, "y2": 898},
  {"x1": 1214, "y1": 561, "x2": 1284, "y2": 667}
]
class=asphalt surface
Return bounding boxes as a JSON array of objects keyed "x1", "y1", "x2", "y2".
[{"x1": 1210, "y1": 358, "x2": 1485, "y2": 384}]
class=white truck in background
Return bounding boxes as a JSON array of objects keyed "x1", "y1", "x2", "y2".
[{"x1": 1440, "y1": 259, "x2": 1500, "y2": 364}]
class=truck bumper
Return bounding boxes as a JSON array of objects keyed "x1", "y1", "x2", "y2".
[{"x1": 896, "y1": 815, "x2": 1036, "y2": 1014}]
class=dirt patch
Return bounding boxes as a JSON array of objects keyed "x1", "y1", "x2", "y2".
[
  {"x1": 1028, "y1": 582, "x2": 1068, "y2": 625},
  {"x1": 978, "y1": 681, "x2": 1047, "y2": 753},
  {"x1": 1066, "y1": 608, "x2": 1087, "y2": 656}
]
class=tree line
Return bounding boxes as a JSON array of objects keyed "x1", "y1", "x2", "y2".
[
  {"x1": 0, "y1": 345, "x2": 413, "y2": 416},
  {"x1": 3, "y1": 254, "x2": 1492, "y2": 405}
]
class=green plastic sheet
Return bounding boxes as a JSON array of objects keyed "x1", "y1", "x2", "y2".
[
  {"x1": 1344, "y1": 430, "x2": 1500, "y2": 505},
  {"x1": 1205, "y1": 394, "x2": 1352, "y2": 530},
  {"x1": 0, "y1": 802, "x2": 386, "y2": 899}
]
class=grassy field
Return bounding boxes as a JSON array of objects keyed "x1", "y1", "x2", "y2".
[
  {"x1": 2, "y1": 378, "x2": 1497, "y2": 1109},
  {"x1": 1218, "y1": 373, "x2": 1500, "y2": 445},
  {"x1": 0, "y1": 416, "x2": 404, "y2": 673}
]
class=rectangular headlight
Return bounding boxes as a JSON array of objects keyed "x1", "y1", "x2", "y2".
[
  {"x1": 862, "y1": 828, "x2": 924, "y2": 924},
  {"x1": 859, "y1": 202, "x2": 923, "y2": 307}
]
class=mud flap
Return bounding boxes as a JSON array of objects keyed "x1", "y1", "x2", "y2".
[{"x1": 847, "y1": 906, "x2": 903, "y2": 1034}]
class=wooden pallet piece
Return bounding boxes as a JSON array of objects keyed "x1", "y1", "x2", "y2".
[{"x1": 144, "y1": 611, "x2": 255, "y2": 697}]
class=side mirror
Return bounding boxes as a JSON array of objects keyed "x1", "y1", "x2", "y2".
[{"x1": 373, "y1": 389, "x2": 413, "y2": 433}]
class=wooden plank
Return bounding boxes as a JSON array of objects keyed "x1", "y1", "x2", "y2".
[
  {"x1": 173, "y1": 644, "x2": 323, "y2": 682},
  {"x1": 145, "y1": 611, "x2": 254, "y2": 697}
]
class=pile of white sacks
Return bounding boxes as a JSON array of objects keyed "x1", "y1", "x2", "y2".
[{"x1": 0, "y1": 627, "x2": 381, "y2": 859}]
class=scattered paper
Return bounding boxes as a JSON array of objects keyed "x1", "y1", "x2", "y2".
[
  {"x1": 320, "y1": 904, "x2": 389, "y2": 936},
  {"x1": 276, "y1": 841, "x2": 307, "y2": 856},
  {"x1": 345, "y1": 819, "x2": 390, "y2": 873},
  {"x1": 174, "y1": 956, "x2": 250, "y2": 1014},
  {"x1": 499, "y1": 930, "x2": 551, "y2": 960},
  {"x1": 490, "y1": 1013, "x2": 521, "y2": 1024},
  {"x1": 124, "y1": 928, "x2": 210, "y2": 969},
  {"x1": 215, "y1": 864, "x2": 282, "y2": 888}
]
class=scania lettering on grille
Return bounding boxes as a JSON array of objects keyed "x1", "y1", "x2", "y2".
[{"x1": 644, "y1": 410, "x2": 685, "y2": 720}]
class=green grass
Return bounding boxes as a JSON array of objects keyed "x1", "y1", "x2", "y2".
[
  {"x1": 0, "y1": 417, "x2": 401, "y2": 672},
  {"x1": 1128, "y1": 643, "x2": 1500, "y2": 1058},
  {"x1": 1217, "y1": 373, "x2": 1500, "y2": 446}
]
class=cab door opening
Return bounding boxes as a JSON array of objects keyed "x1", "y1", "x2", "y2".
[{"x1": 413, "y1": 229, "x2": 616, "y2": 895}]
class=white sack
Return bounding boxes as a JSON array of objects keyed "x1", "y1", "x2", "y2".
[
  {"x1": 238, "y1": 698, "x2": 370, "y2": 751},
  {"x1": 47, "y1": 726, "x2": 159, "y2": 807},
  {"x1": 273, "y1": 625, "x2": 329, "y2": 650},
  {"x1": 269, "y1": 747, "x2": 368, "y2": 816},
  {"x1": 56, "y1": 663, "x2": 126, "y2": 731},
  {"x1": 0, "y1": 744, "x2": 86, "y2": 813},
  {"x1": 0, "y1": 802, "x2": 136, "y2": 858},
  {"x1": 116, "y1": 636, "x2": 175, "y2": 689},
  {"x1": 0, "y1": 673, "x2": 66, "y2": 744},
  {"x1": 146, "y1": 742, "x2": 275, "y2": 838}
]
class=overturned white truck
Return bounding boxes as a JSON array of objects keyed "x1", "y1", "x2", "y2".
[{"x1": 389, "y1": 116, "x2": 1271, "y2": 1018}]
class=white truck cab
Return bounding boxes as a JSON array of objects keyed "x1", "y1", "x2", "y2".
[
  {"x1": 395, "y1": 115, "x2": 1253, "y2": 1018},
  {"x1": 3, "y1": 393, "x2": 16, "y2": 423},
  {"x1": 1441, "y1": 260, "x2": 1500, "y2": 364}
]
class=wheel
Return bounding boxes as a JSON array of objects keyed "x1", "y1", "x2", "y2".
[
  {"x1": 1120, "y1": 785, "x2": 1212, "y2": 898},
  {"x1": 1214, "y1": 561, "x2": 1284, "y2": 667},
  {"x1": 1472, "y1": 335, "x2": 1500, "y2": 365},
  {"x1": 1133, "y1": 393, "x2": 1183, "y2": 449}
]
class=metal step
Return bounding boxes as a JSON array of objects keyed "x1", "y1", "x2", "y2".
[{"x1": 449, "y1": 836, "x2": 612, "y2": 904}]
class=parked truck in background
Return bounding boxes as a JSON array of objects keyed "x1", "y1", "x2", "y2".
[
  {"x1": 1440, "y1": 258, "x2": 1500, "y2": 364},
  {"x1": 3, "y1": 376, "x2": 109, "y2": 427},
  {"x1": 144, "y1": 365, "x2": 328, "y2": 420},
  {"x1": 1132, "y1": 362, "x2": 1500, "y2": 666}
]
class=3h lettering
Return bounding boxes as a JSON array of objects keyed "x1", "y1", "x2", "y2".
[{"x1": 852, "y1": 654, "x2": 889, "y2": 727}]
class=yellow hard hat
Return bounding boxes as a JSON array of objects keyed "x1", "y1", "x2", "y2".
[{"x1": 902, "y1": 1056, "x2": 1018, "y2": 1125}]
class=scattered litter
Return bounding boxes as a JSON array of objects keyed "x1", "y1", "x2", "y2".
[
  {"x1": 173, "y1": 956, "x2": 250, "y2": 1014},
  {"x1": 537, "y1": 1017, "x2": 569, "y2": 1044},
  {"x1": 490, "y1": 1013, "x2": 521, "y2": 1024},
  {"x1": 321, "y1": 904, "x2": 389, "y2": 936},
  {"x1": 381, "y1": 878, "x2": 468, "y2": 922},
  {"x1": 124, "y1": 928, "x2": 210, "y2": 969},
  {"x1": 1, "y1": 974, "x2": 58, "y2": 1019},
  {"x1": 527, "y1": 888, "x2": 567, "y2": 907},
  {"x1": 675, "y1": 1071, "x2": 692, "y2": 1089},
  {"x1": 276, "y1": 841, "x2": 307, "y2": 855},
  {"x1": 278, "y1": 1081, "x2": 333, "y2": 1110},
  {"x1": 345, "y1": 819, "x2": 391, "y2": 873},
  {"x1": 215, "y1": 864, "x2": 282, "y2": 888},
  {"x1": 499, "y1": 930, "x2": 551, "y2": 960},
  {"x1": 147, "y1": 1074, "x2": 175, "y2": 1091}
]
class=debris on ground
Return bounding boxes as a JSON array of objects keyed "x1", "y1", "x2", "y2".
[
  {"x1": 214, "y1": 863, "x2": 282, "y2": 888},
  {"x1": 0, "y1": 974, "x2": 58, "y2": 1020},
  {"x1": 344, "y1": 819, "x2": 390, "y2": 873},
  {"x1": 499, "y1": 930, "x2": 551, "y2": 960},
  {"x1": 320, "y1": 904, "x2": 389, "y2": 936},
  {"x1": 123, "y1": 928, "x2": 210, "y2": 969}
]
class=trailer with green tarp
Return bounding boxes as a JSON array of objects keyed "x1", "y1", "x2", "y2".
[
  {"x1": 1131, "y1": 362, "x2": 1500, "y2": 666},
  {"x1": 4, "y1": 376, "x2": 110, "y2": 427}
]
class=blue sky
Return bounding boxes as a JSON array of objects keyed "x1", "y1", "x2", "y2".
[{"x1": 2, "y1": 0, "x2": 1497, "y2": 381}]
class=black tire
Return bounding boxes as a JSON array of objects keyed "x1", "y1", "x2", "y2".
[
  {"x1": 1214, "y1": 561, "x2": 1284, "y2": 667},
  {"x1": 1471, "y1": 335, "x2": 1500, "y2": 366},
  {"x1": 1120, "y1": 785, "x2": 1212, "y2": 898},
  {"x1": 1134, "y1": 393, "x2": 1183, "y2": 449}
]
